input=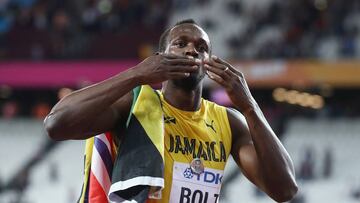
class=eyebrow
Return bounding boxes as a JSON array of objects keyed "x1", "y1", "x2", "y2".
[{"x1": 172, "y1": 36, "x2": 209, "y2": 48}]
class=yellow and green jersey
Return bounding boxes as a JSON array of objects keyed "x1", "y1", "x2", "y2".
[
  {"x1": 148, "y1": 91, "x2": 232, "y2": 203},
  {"x1": 79, "y1": 86, "x2": 232, "y2": 203}
]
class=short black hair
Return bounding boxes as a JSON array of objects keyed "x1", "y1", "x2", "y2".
[{"x1": 158, "y1": 19, "x2": 199, "y2": 52}]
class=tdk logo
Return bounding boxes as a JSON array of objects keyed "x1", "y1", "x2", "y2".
[
  {"x1": 183, "y1": 168, "x2": 223, "y2": 185},
  {"x1": 183, "y1": 168, "x2": 194, "y2": 179}
]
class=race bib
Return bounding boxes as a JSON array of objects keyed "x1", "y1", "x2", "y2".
[{"x1": 169, "y1": 162, "x2": 223, "y2": 203}]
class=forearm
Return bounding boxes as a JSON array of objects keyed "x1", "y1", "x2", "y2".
[
  {"x1": 44, "y1": 53, "x2": 200, "y2": 140},
  {"x1": 203, "y1": 55, "x2": 297, "y2": 201},
  {"x1": 244, "y1": 103, "x2": 297, "y2": 200},
  {"x1": 44, "y1": 68, "x2": 139, "y2": 140}
]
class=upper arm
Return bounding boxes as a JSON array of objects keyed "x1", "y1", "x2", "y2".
[
  {"x1": 227, "y1": 108, "x2": 266, "y2": 191},
  {"x1": 87, "y1": 91, "x2": 133, "y2": 138},
  {"x1": 45, "y1": 91, "x2": 133, "y2": 140}
]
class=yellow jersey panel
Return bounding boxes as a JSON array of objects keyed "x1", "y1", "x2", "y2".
[{"x1": 148, "y1": 92, "x2": 232, "y2": 203}]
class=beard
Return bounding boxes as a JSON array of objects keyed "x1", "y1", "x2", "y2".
[{"x1": 172, "y1": 71, "x2": 205, "y2": 91}]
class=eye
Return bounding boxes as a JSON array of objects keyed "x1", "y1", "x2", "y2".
[
  {"x1": 198, "y1": 44, "x2": 208, "y2": 52},
  {"x1": 174, "y1": 40, "x2": 186, "y2": 48}
]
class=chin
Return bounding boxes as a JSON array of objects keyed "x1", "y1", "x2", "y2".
[{"x1": 173, "y1": 73, "x2": 204, "y2": 91}]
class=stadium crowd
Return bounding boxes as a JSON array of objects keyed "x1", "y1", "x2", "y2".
[{"x1": 0, "y1": 0, "x2": 359, "y2": 60}]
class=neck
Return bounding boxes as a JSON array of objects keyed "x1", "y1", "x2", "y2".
[{"x1": 162, "y1": 81, "x2": 203, "y2": 111}]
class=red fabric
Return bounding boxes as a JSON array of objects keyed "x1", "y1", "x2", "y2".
[{"x1": 89, "y1": 172, "x2": 109, "y2": 203}]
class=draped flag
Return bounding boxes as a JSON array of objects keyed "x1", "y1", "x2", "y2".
[
  {"x1": 78, "y1": 85, "x2": 164, "y2": 203},
  {"x1": 78, "y1": 132, "x2": 116, "y2": 203},
  {"x1": 109, "y1": 85, "x2": 164, "y2": 202}
]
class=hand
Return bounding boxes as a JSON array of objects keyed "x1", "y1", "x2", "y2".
[
  {"x1": 204, "y1": 55, "x2": 257, "y2": 113},
  {"x1": 131, "y1": 53, "x2": 201, "y2": 84}
]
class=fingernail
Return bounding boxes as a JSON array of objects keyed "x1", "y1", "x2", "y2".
[
  {"x1": 192, "y1": 65, "x2": 198, "y2": 69},
  {"x1": 206, "y1": 71, "x2": 213, "y2": 79},
  {"x1": 195, "y1": 59, "x2": 201, "y2": 63},
  {"x1": 185, "y1": 73, "x2": 190, "y2": 77},
  {"x1": 211, "y1": 55, "x2": 217, "y2": 60}
]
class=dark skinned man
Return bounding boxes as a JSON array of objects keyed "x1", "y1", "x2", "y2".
[{"x1": 44, "y1": 19, "x2": 298, "y2": 203}]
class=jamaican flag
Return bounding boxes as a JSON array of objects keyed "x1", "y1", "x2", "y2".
[{"x1": 78, "y1": 85, "x2": 164, "y2": 203}]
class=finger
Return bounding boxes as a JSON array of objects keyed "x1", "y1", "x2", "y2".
[
  {"x1": 161, "y1": 53, "x2": 191, "y2": 60},
  {"x1": 167, "y1": 72, "x2": 191, "y2": 79},
  {"x1": 211, "y1": 55, "x2": 238, "y2": 73},
  {"x1": 164, "y1": 58, "x2": 201, "y2": 66},
  {"x1": 204, "y1": 58, "x2": 227, "y2": 71},
  {"x1": 160, "y1": 54, "x2": 202, "y2": 66},
  {"x1": 204, "y1": 64, "x2": 231, "y2": 79},
  {"x1": 206, "y1": 70, "x2": 228, "y2": 87},
  {"x1": 206, "y1": 56, "x2": 243, "y2": 79},
  {"x1": 205, "y1": 55, "x2": 234, "y2": 73},
  {"x1": 167, "y1": 65, "x2": 199, "y2": 73}
]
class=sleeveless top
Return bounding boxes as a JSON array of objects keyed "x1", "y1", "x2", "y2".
[{"x1": 147, "y1": 91, "x2": 232, "y2": 203}]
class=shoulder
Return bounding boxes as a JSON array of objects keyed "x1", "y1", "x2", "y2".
[
  {"x1": 226, "y1": 107, "x2": 247, "y2": 125},
  {"x1": 225, "y1": 107, "x2": 250, "y2": 145}
]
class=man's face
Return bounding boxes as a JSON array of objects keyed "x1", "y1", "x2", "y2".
[{"x1": 164, "y1": 23, "x2": 211, "y2": 91}]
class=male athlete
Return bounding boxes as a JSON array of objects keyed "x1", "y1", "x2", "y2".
[{"x1": 44, "y1": 19, "x2": 298, "y2": 202}]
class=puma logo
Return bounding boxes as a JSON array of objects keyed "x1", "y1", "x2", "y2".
[
  {"x1": 205, "y1": 120, "x2": 216, "y2": 133},
  {"x1": 164, "y1": 116, "x2": 176, "y2": 124}
]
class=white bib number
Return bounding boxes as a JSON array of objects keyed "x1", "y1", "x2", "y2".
[{"x1": 169, "y1": 162, "x2": 223, "y2": 203}]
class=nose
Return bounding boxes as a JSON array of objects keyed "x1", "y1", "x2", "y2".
[{"x1": 184, "y1": 43, "x2": 199, "y2": 58}]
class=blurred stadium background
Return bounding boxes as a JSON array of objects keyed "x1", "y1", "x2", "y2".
[{"x1": 1, "y1": 0, "x2": 360, "y2": 202}]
